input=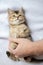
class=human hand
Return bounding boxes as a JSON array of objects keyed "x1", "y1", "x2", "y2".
[{"x1": 8, "y1": 38, "x2": 34, "y2": 58}]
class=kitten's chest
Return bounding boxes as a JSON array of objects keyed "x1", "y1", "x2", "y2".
[{"x1": 9, "y1": 24, "x2": 29, "y2": 38}]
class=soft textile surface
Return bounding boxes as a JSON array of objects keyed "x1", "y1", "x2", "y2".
[{"x1": 0, "y1": 0, "x2": 43, "y2": 65}]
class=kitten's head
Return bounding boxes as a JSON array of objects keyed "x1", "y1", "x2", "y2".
[{"x1": 8, "y1": 8, "x2": 25, "y2": 25}]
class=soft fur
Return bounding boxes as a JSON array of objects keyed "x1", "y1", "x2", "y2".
[{"x1": 6, "y1": 8, "x2": 32, "y2": 61}]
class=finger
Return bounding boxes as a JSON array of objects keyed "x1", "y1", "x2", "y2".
[
  {"x1": 12, "y1": 44, "x2": 22, "y2": 55},
  {"x1": 8, "y1": 43, "x2": 22, "y2": 57},
  {"x1": 8, "y1": 43, "x2": 15, "y2": 54},
  {"x1": 8, "y1": 40, "x2": 19, "y2": 54},
  {"x1": 8, "y1": 42, "x2": 19, "y2": 53},
  {"x1": 8, "y1": 46, "x2": 13, "y2": 53},
  {"x1": 8, "y1": 44, "x2": 16, "y2": 55}
]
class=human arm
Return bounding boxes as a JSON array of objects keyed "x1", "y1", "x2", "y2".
[{"x1": 9, "y1": 38, "x2": 43, "y2": 58}]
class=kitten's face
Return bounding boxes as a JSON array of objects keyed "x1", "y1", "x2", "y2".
[{"x1": 8, "y1": 8, "x2": 25, "y2": 25}]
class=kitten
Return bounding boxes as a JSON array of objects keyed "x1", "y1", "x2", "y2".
[{"x1": 6, "y1": 8, "x2": 32, "y2": 61}]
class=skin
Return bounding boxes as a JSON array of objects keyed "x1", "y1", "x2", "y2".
[{"x1": 9, "y1": 38, "x2": 43, "y2": 58}]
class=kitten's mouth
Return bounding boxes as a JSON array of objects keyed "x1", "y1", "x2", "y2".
[
  {"x1": 10, "y1": 20, "x2": 19, "y2": 25},
  {"x1": 10, "y1": 20, "x2": 24, "y2": 25}
]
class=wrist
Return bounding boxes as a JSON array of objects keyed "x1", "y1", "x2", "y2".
[
  {"x1": 31, "y1": 41, "x2": 41, "y2": 56},
  {"x1": 27, "y1": 41, "x2": 35, "y2": 56}
]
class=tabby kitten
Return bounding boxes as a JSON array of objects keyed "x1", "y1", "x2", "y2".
[{"x1": 6, "y1": 8, "x2": 32, "y2": 61}]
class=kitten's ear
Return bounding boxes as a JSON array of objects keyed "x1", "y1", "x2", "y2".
[
  {"x1": 19, "y1": 8, "x2": 25, "y2": 14},
  {"x1": 8, "y1": 8, "x2": 13, "y2": 14}
]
